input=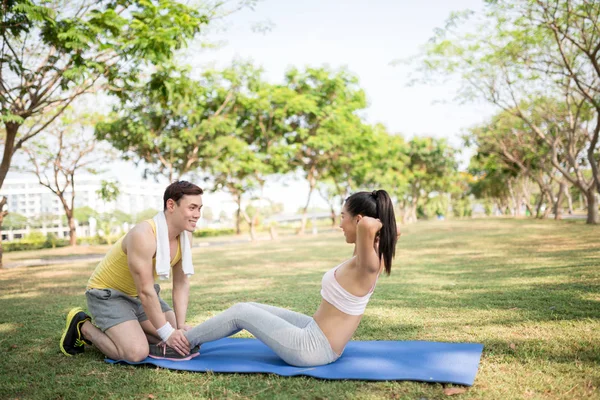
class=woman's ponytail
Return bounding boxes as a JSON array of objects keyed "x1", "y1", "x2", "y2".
[{"x1": 374, "y1": 190, "x2": 397, "y2": 275}]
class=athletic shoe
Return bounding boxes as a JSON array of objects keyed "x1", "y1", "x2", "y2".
[
  {"x1": 148, "y1": 344, "x2": 201, "y2": 361},
  {"x1": 60, "y1": 307, "x2": 91, "y2": 356}
]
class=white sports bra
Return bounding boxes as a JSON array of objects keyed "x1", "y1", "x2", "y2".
[{"x1": 320, "y1": 259, "x2": 379, "y2": 316}]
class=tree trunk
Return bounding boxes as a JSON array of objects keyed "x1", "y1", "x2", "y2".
[
  {"x1": 0, "y1": 197, "x2": 7, "y2": 268},
  {"x1": 68, "y1": 215, "x2": 77, "y2": 246},
  {"x1": 553, "y1": 182, "x2": 566, "y2": 220},
  {"x1": 329, "y1": 207, "x2": 336, "y2": 228},
  {"x1": 298, "y1": 174, "x2": 316, "y2": 236},
  {"x1": 269, "y1": 225, "x2": 279, "y2": 241},
  {"x1": 0, "y1": 122, "x2": 21, "y2": 268},
  {"x1": 240, "y1": 209, "x2": 255, "y2": 241},
  {"x1": 507, "y1": 180, "x2": 516, "y2": 216},
  {"x1": 535, "y1": 190, "x2": 545, "y2": 218},
  {"x1": 586, "y1": 190, "x2": 599, "y2": 224},
  {"x1": 542, "y1": 191, "x2": 553, "y2": 219},
  {"x1": 565, "y1": 188, "x2": 573, "y2": 215},
  {"x1": 235, "y1": 195, "x2": 242, "y2": 235},
  {"x1": 0, "y1": 123, "x2": 19, "y2": 190}
]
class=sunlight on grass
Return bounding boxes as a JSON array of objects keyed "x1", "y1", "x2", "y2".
[{"x1": 0, "y1": 323, "x2": 21, "y2": 334}]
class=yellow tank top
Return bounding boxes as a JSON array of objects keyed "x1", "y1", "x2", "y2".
[{"x1": 87, "y1": 219, "x2": 182, "y2": 297}]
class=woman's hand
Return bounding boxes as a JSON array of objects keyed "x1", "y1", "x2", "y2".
[{"x1": 358, "y1": 216, "x2": 383, "y2": 234}]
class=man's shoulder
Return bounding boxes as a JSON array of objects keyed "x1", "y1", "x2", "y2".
[{"x1": 123, "y1": 221, "x2": 155, "y2": 256}]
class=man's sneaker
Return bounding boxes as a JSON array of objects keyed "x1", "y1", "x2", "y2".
[
  {"x1": 60, "y1": 307, "x2": 92, "y2": 356},
  {"x1": 148, "y1": 344, "x2": 201, "y2": 361}
]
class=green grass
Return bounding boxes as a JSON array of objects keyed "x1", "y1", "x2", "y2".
[{"x1": 1, "y1": 218, "x2": 599, "y2": 399}]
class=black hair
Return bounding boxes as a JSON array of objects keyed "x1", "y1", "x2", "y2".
[
  {"x1": 344, "y1": 189, "x2": 397, "y2": 275},
  {"x1": 163, "y1": 181, "x2": 203, "y2": 210}
]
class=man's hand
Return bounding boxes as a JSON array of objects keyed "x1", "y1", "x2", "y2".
[
  {"x1": 180, "y1": 324, "x2": 193, "y2": 332},
  {"x1": 165, "y1": 329, "x2": 190, "y2": 356}
]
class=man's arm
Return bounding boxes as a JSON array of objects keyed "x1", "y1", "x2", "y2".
[
  {"x1": 172, "y1": 259, "x2": 190, "y2": 329},
  {"x1": 128, "y1": 226, "x2": 190, "y2": 355},
  {"x1": 172, "y1": 231, "x2": 192, "y2": 330}
]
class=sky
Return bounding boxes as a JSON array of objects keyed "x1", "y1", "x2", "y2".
[{"x1": 10, "y1": 0, "x2": 496, "y2": 217}]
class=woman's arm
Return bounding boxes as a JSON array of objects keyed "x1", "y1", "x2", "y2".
[{"x1": 355, "y1": 216, "x2": 383, "y2": 273}]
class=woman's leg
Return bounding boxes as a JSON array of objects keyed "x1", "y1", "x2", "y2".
[
  {"x1": 184, "y1": 302, "x2": 336, "y2": 366},
  {"x1": 246, "y1": 302, "x2": 312, "y2": 328}
]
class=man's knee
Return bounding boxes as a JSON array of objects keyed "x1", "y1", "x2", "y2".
[{"x1": 120, "y1": 343, "x2": 149, "y2": 362}]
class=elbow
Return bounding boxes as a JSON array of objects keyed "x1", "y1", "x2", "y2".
[{"x1": 138, "y1": 287, "x2": 157, "y2": 302}]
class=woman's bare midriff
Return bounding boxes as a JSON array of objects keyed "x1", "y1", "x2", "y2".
[
  {"x1": 313, "y1": 300, "x2": 362, "y2": 355},
  {"x1": 313, "y1": 256, "x2": 383, "y2": 355}
]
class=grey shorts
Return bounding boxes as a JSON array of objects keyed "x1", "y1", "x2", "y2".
[{"x1": 86, "y1": 284, "x2": 172, "y2": 332}]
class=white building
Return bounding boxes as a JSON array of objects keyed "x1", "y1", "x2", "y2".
[{"x1": 1, "y1": 175, "x2": 165, "y2": 240}]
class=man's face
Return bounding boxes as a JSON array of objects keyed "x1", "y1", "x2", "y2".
[{"x1": 169, "y1": 194, "x2": 203, "y2": 232}]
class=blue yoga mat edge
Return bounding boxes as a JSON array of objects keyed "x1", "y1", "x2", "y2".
[{"x1": 106, "y1": 338, "x2": 484, "y2": 386}]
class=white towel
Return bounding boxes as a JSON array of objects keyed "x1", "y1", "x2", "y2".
[{"x1": 153, "y1": 211, "x2": 194, "y2": 280}]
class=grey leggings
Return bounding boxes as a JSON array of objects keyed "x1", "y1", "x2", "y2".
[{"x1": 184, "y1": 302, "x2": 340, "y2": 367}]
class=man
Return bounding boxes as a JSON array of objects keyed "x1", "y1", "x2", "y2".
[{"x1": 60, "y1": 181, "x2": 203, "y2": 361}]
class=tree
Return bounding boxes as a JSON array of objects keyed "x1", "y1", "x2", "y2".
[
  {"x1": 413, "y1": 0, "x2": 600, "y2": 223},
  {"x1": 96, "y1": 180, "x2": 120, "y2": 204},
  {"x1": 283, "y1": 67, "x2": 369, "y2": 234},
  {"x1": 466, "y1": 108, "x2": 567, "y2": 218},
  {"x1": 95, "y1": 179, "x2": 121, "y2": 243},
  {"x1": 205, "y1": 67, "x2": 295, "y2": 237},
  {"x1": 3, "y1": 212, "x2": 28, "y2": 230},
  {"x1": 468, "y1": 151, "x2": 518, "y2": 216},
  {"x1": 21, "y1": 112, "x2": 108, "y2": 246},
  {"x1": 0, "y1": 0, "x2": 208, "y2": 265},
  {"x1": 398, "y1": 137, "x2": 458, "y2": 223},
  {"x1": 96, "y1": 62, "x2": 244, "y2": 181},
  {"x1": 74, "y1": 206, "x2": 97, "y2": 224}
]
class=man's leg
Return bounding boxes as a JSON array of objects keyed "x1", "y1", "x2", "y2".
[
  {"x1": 82, "y1": 288, "x2": 154, "y2": 361},
  {"x1": 80, "y1": 320, "x2": 149, "y2": 362}
]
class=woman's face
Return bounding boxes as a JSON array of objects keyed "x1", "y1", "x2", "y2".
[{"x1": 339, "y1": 203, "x2": 359, "y2": 244}]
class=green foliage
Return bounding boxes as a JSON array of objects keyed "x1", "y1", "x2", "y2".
[
  {"x1": 96, "y1": 180, "x2": 120, "y2": 203},
  {"x1": 0, "y1": 0, "x2": 211, "y2": 221},
  {"x1": 283, "y1": 67, "x2": 370, "y2": 189},
  {"x1": 4, "y1": 234, "x2": 69, "y2": 252},
  {"x1": 452, "y1": 196, "x2": 473, "y2": 217},
  {"x1": 3, "y1": 212, "x2": 28, "y2": 229},
  {"x1": 24, "y1": 231, "x2": 45, "y2": 241},
  {"x1": 135, "y1": 208, "x2": 159, "y2": 223},
  {"x1": 97, "y1": 62, "x2": 257, "y2": 180},
  {"x1": 44, "y1": 232, "x2": 59, "y2": 248},
  {"x1": 413, "y1": 0, "x2": 600, "y2": 223},
  {"x1": 192, "y1": 227, "x2": 236, "y2": 238},
  {"x1": 424, "y1": 194, "x2": 450, "y2": 218},
  {"x1": 74, "y1": 206, "x2": 98, "y2": 223}
]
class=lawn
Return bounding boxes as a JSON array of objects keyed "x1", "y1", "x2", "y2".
[{"x1": 1, "y1": 218, "x2": 599, "y2": 399}]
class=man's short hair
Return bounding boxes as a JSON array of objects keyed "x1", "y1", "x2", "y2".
[{"x1": 163, "y1": 181, "x2": 203, "y2": 210}]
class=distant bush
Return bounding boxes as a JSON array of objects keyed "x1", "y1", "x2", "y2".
[
  {"x1": 192, "y1": 228, "x2": 235, "y2": 238},
  {"x1": 4, "y1": 237, "x2": 69, "y2": 252},
  {"x1": 77, "y1": 235, "x2": 121, "y2": 245}
]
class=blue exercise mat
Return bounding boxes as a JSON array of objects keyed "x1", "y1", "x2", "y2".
[{"x1": 106, "y1": 338, "x2": 483, "y2": 386}]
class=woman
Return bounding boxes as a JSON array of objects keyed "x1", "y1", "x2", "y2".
[{"x1": 159, "y1": 190, "x2": 398, "y2": 367}]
